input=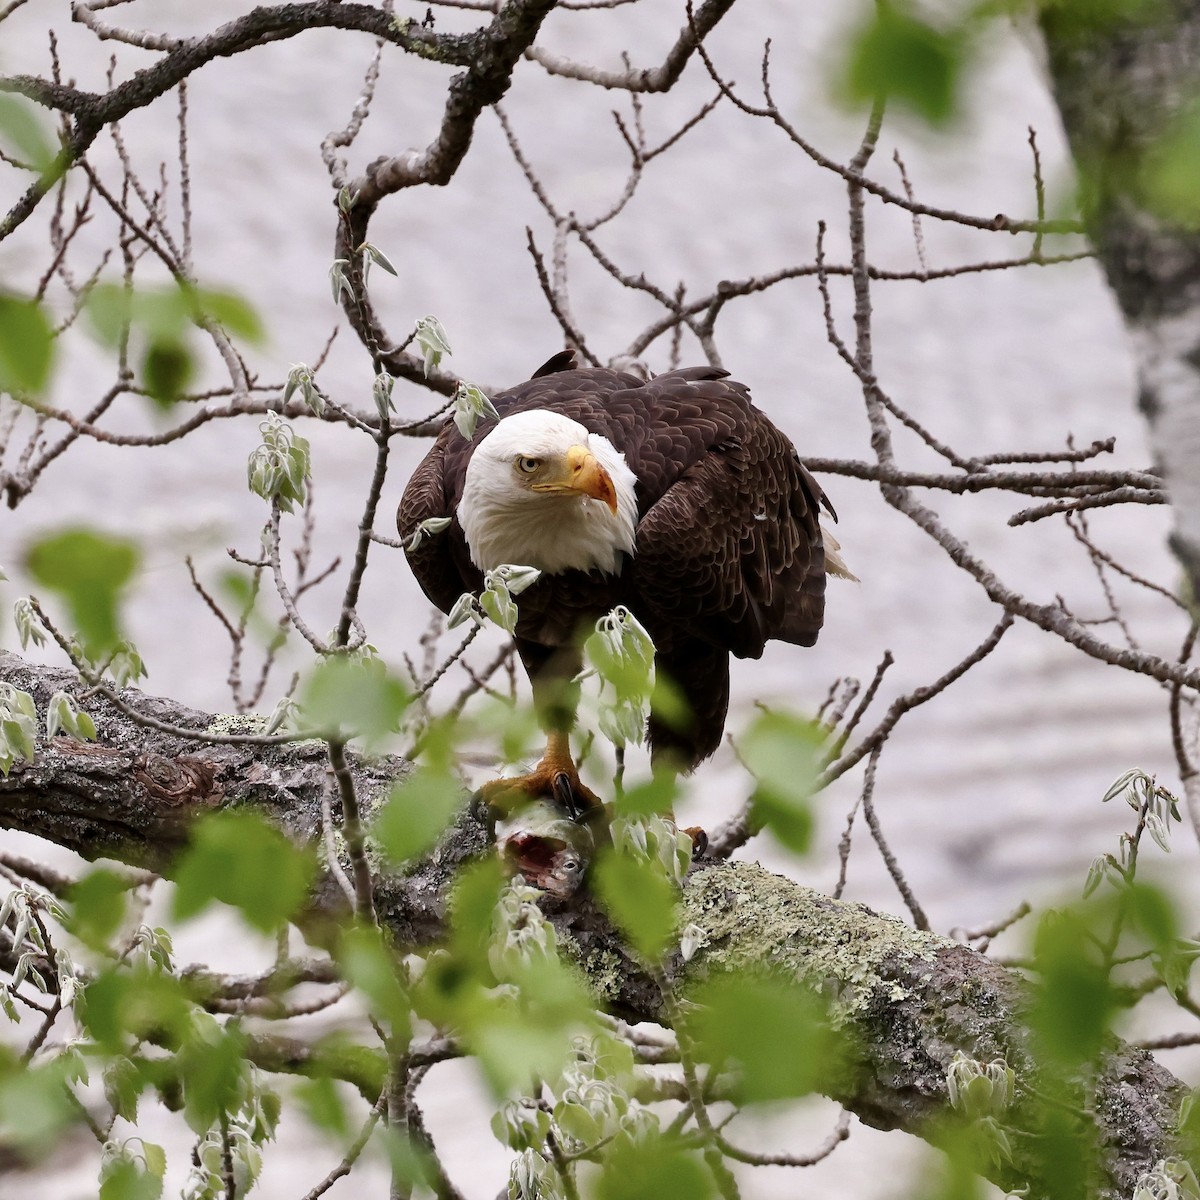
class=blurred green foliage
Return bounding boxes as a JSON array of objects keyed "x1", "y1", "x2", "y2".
[
  {"x1": 297, "y1": 655, "x2": 409, "y2": 749},
  {"x1": 841, "y1": 1, "x2": 965, "y2": 124},
  {"x1": 740, "y1": 708, "x2": 821, "y2": 854},
  {"x1": 86, "y1": 281, "x2": 263, "y2": 410},
  {"x1": 593, "y1": 846, "x2": 678, "y2": 962},
  {"x1": 0, "y1": 292, "x2": 55, "y2": 395},
  {"x1": 24, "y1": 527, "x2": 139, "y2": 657},
  {"x1": 171, "y1": 810, "x2": 316, "y2": 933},
  {"x1": 0, "y1": 94, "x2": 57, "y2": 171},
  {"x1": 684, "y1": 974, "x2": 844, "y2": 1104}
]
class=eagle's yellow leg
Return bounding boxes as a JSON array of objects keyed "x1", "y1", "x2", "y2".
[{"x1": 478, "y1": 730, "x2": 604, "y2": 822}]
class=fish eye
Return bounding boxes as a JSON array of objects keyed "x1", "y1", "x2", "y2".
[{"x1": 516, "y1": 456, "x2": 541, "y2": 474}]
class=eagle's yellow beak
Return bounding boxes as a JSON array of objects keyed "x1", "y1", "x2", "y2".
[
  {"x1": 533, "y1": 445, "x2": 618, "y2": 513},
  {"x1": 563, "y1": 444, "x2": 618, "y2": 513}
]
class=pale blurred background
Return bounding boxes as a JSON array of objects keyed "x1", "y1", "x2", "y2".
[{"x1": 0, "y1": 2, "x2": 1191, "y2": 1195}]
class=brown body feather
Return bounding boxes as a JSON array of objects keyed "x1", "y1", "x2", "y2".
[{"x1": 398, "y1": 359, "x2": 835, "y2": 769}]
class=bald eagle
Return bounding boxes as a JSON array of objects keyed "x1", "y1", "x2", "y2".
[{"x1": 398, "y1": 352, "x2": 846, "y2": 819}]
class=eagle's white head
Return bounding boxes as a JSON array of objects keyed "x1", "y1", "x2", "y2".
[{"x1": 458, "y1": 409, "x2": 638, "y2": 575}]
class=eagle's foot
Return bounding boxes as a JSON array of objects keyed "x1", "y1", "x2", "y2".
[
  {"x1": 478, "y1": 733, "x2": 603, "y2": 824},
  {"x1": 682, "y1": 825, "x2": 708, "y2": 857}
]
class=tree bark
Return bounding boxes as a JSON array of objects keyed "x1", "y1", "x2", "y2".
[
  {"x1": 1039, "y1": 2, "x2": 1200, "y2": 598},
  {"x1": 0, "y1": 652, "x2": 1188, "y2": 1196}
]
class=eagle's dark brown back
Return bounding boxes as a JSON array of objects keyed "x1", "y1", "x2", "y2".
[{"x1": 398, "y1": 358, "x2": 831, "y2": 658}]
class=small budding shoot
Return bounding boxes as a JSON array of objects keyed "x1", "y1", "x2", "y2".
[
  {"x1": 103, "y1": 641, "x2": 147, "y2": 688},
  {"x1": 328, "y1": 257, "x2": 352, "y2": 304},
  {"x1": 128, "y1": 924, "x2": 175, "y2": 972},
  {"x1": 414, "y1": 314, "x2": 453, "y2": 378},
  {"x1": 584, "y1": 605, "x2": 656, "y2": 750},
  {"x1": 1087, "y1": 768, "x2": 1184, "y2": 895},
  {"x1": 449, "y1": 565, "x2": 542, "y2": 635},
  {"x1": 404, "y1": 515, "x2": 452, "y2": 552},
  {"x1": 283, "y1": 362, "x2": 322, "y2": 417},
  {"x1": 247, "y1": 412, "x2": 311, "y2": 514},
  {"x1": 100, "y1": 1140, "x2": 167, "y2": 1196},
  {"x1": 610, "y1": 813, "x2": 693, "y2": 885},
  {"x1": 489, "y1": 877, "x2": 558, "y2": 977},
  {"x1": 13, "y1": 597, "x2": 47, "y2": 649},
  {"x1": 263, "y1": 694, "x2": 299, "y2": 736},
  {"x1": 358, "y1": 240, "x2": 398, "y2": 282},
  {"x1": 45, "y1": 690, "x2": 96, "y2": 741},
  {"x1": 453, "y1": 381, "x2": 499, "y2": 440},
  {"x1": 1133, "y1": 1158, "x2": 1200, "y2": 1200},
  {"x1": 0, "y1": 682, "x2": 37, "y2": 777},
  {"x1": 373, "y1": 369, "x2": 395, "y2": 423},
  {"x1": 945, "y1": 1050, "x2": 1015, "y2": 1119}
]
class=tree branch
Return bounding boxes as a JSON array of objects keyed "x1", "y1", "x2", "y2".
[{"x1": 0, "y1": 652, "x2": 1186, "y2": 1198}]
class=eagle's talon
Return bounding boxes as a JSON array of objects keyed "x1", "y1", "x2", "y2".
[{"x1": 551, "y1": 771, "x2": 577, "y2": 815}]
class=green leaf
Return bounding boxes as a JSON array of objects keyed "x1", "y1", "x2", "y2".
[
  {"x1": 1141, "y1": 100, "x2": 1200, "y2": 229},
  {"x1": 85, "y1": 284, "x2": 135, "y2": 347},
  {"x1": 86, "y1": 281, "x2": 263, "y2": 346},
  {"x1": 1036, "y1": 0, "x2": 1170, "y2": 42},
  {"x1": 372, "y1": 768, "x2": 463, "y2": 865},
  {"x1": 47, "y1": 690, "x2": 97, "y2": 741},
  {"x1": 0, "y1": 95, "x2": 57, "y2": 172},
  {"x1": 448, "y1": 857, "x2": 507, "y2": 965},
  {"x1": 176, "y1": 1015, "x2": 247, "y2": 1134},
  {"x1": 336, "y1": 924, "x2": 412, "y2": 1035},
  {"x1": 171, "y1": 811, "x2": 315, "y2": 933},
  {"x1": 0, "y1": 292, "x2": 55, "y2": 395},
  {"x1": 842, "y1": 2, "x2": 964, "y2": 125},
  {"x1": 191, "y1": 287, "x2": 265, "y2": 343},
  {"x1": 414, "y1": 862, "x2": 596, "y2": 1096},
  {"x1": 911, "y1": 1126, "x2": 988, "y2": 1200},
  {"x1": 69, "y1": 868, "x2": 130, "y2": 948},
  {"x1": 379, "y1": 1129, "x2": 434, "y2": 1195},
  {"x1": 1029, "y1": 908, "x2": 1117, "y2": 1069},
  {"x1": 0, "y1": 683, "x2": 37, "y2": 777},
  {"x1": 100, "y1": 1145, "x2": 165, "y2": 1200},
  {"x1": 24, "y1": 527, "x2": 139, "y2": 657},
  {"x1": 80, "y1": 967, "x2": 193, "y2": 1054},
  {"x1": 102, "y1": 1058, "x2": 144, "y2": 1124},
  {"x1": 298, "y1": 656, "x2": 409, "y2": 749},
  {"x1": 594, "y1": 1131, "x2": 714, "y2": 1200},
  {"x1": 1126, "y1": 881, "x2": 1178, "y2": 949},
  {"x1": 0, "y1": 1049, "x2": 76, "y2": 1154},
  {"x1": 613, "y1": 771, "x2": 680, "y2": 818},
  {"x1": 99, "y1": 1161, "x2": 159, "y2": 1200},
  {"x1": 85, "y1": 281, "x2": 262, "y2": 416},
  {"x1": 141, "y1": 336, "x2": 194, "y2": 409},
  {"x1": 466, "y1": 955, "x2": 595, "y2": 1096},
  {"x1": 740, "y1": 709, "x2": 822, "y2": 854},
  {"x1": 592, "y1": 849, "x2": 677, "y2": 962},
  {"x1": 685, "y1": 974, "x2": 841, "y2": 1103},
  {"x1": 415, "y1": 315, "x2": 452, "y2": 379},
  {"x1": 294, "y1": 1075, "x2": 350, "y2": 1140}
]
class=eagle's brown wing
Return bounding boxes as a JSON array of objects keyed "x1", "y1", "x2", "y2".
[
  {"x1": 620, "y1": 368, "x2": 829, "y2": 660},
  {"x1": 396, "y1": 428, "x2": 482, "y2": 615}
]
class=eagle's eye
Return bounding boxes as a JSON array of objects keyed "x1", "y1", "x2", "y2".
[{"x1": 515, "y1": 456, "x2": 541, "y2": 474}]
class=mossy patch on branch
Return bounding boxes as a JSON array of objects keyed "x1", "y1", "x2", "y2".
[{"x1": 679, "y1": 860, "x2": 947, "y2": 1023}]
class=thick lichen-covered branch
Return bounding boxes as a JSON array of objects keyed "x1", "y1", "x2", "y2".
[{"x1": 0, "y1": 653, "x2": 1187, "y2": 1197}]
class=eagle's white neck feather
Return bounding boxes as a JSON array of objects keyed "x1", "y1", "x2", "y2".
[{"x1": 458, "y1": 410, "x2": 638, "y2": 575}]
